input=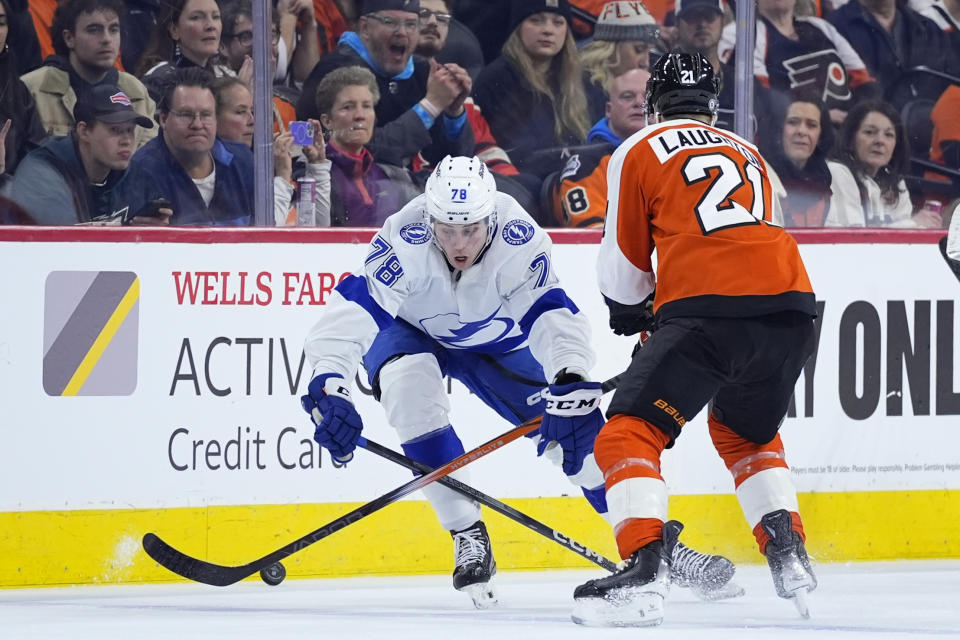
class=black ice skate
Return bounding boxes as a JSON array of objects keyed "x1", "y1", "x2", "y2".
[
  {"x1": 761, "y1": 509, "x2": 817, "y2": 618},
  {"x1": 571, "y1": 521, "x2": 682, "y2": 627},
  {"x1": 450, "y1": 520, "x2": 498, "y2": 609},
  {"x1": 671, "y1": 541, "x2": 745, "y2": 600}
]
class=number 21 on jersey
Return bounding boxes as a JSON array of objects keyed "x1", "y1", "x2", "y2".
[{"x1": 682, "y1": 152, "x2": 778, "y2": 234}]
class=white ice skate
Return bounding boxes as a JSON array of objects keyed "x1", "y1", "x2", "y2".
[{"x1": 671, "y1": 541, "x2": 745, "y2": 601}]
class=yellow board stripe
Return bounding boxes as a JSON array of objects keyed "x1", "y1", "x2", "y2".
[
  {"x1": 2, "y1": 489, "x2": 958, "y2": 588},
  {"x1": 62, "y1": 278, "x2": 140, "y2": 396}
]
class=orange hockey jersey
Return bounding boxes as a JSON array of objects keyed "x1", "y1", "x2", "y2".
[
  {"x1": 548, "y1": 142, "x2": 614, "y2": 228},
  {"x1": 598, "y1": 118, "x2": 816, "y2": 320}
]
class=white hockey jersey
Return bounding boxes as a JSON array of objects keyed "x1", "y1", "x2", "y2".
[{"x1": 304, "y1": 192, "x2": 595, "y2": 384}]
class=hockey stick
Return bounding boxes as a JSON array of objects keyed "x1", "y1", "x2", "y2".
[
  {"x1": 142, "y1": 373, "x2": 623, "y2": 586},
  {"x1": 358, "y1": 438, "x2": 617, "y2": 572}
]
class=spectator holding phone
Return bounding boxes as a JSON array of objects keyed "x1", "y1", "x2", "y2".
[
  {"x1": 211, "y1": 75, "x2": 329, "y2": 226},
  {"x1": 129, "y1": 67, "x2": 254, "y2": 225},
  {"x1": 273, "y1": 118, "x2": 331, "y2": 226},
  {"x1": 3, "y1": 84, "x2": 168, "y2": 225}
]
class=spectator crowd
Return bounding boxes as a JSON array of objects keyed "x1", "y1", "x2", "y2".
[{"x1": 0, "y1": 0, "x2": 957, "y2": 228}]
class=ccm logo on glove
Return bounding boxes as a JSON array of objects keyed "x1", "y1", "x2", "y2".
[{"x1": 544, "y1": 396, "x2": 600, "y2": 412}]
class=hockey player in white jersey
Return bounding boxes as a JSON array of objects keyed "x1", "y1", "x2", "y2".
[{"x1": 301, "y1": 156, "x2": 739, "y2": 607}]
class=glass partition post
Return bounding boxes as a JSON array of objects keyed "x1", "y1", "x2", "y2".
[
  {"x1": 252, "y1": 1, "x2": 275, "y2": 226},
  {"x1": 733, "y1": 0, "x2": 756, "y2": 140}
]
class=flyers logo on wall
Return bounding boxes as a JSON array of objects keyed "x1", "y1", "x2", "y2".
[{"x1": 43, "y1": 271, "x2": 140, "y2": 396}]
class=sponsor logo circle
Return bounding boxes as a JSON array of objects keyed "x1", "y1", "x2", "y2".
[
  {"x1": 400, "y1": 222, "x2": 431, "y2": 244},
  {"x1": 502, "y1": 219, "x2": 535, "y2": 246}
]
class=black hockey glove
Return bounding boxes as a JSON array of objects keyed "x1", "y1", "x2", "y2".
[{"x1": 604, "y1": 295, "x2": 656, "y2": 337}]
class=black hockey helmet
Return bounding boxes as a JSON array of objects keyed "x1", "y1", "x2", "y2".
[{"x1": 646, "y1": 52, "x2": 720, "y2": 120}]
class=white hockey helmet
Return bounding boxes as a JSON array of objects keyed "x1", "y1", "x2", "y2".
[{"x1": 424, "y1": 155, "x2": 497, "y2": 225}]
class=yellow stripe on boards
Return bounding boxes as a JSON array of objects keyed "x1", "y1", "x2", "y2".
[
  {"x1": 2, "y1": 490, "x2": 958, "y2": 588},
  {"x1": 62, "y1": 278, "x2": 140, "y2": 396}
]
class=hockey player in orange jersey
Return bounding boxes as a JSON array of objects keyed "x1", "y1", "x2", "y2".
[{"x1": 571, "y1": 52, "x2": 818, "y2": 627}]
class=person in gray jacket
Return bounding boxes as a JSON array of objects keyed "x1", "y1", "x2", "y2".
[{"x1": 4, "y1": 84, "x2": 167, "y2": 225}]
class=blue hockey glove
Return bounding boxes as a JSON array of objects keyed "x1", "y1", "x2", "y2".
[
  {"x1": 605, "y1": 294, "x2": 655, "y2": 337},
  {"x1": 300, "y1": 374, "x2": 363, "y2": 467},
  {"x1": 537, "y1": 375, "x2": 605, "y2": 476}
]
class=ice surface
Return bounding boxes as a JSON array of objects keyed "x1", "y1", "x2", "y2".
[{"x1": 2, "y1": 561, "x2": 959, "y2": 639}]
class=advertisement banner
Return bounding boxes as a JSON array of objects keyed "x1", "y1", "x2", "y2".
[{"x1": 1, "y1": 230, "x2": 958, "y2": 515}]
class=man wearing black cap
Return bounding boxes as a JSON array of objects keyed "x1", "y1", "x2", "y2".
[
  {"x1": 295, "y1": 0, "x2": 475, "y2": 170},
  {"x1": 4, "y1": 84, "x2": 168, "y2": 225},
  {"x1": 672, "y1": 0, "x2": 774, "y2": 137}
]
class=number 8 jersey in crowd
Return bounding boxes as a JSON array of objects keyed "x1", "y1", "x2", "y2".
[{"x1": 599, "y1": 118, "x2": 817, "y2": 321}]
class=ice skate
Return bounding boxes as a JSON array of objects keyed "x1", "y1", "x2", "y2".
[
  {"x1": 761, "y1": 509, "x2": 817, "y2": 618},
  {"x1": 450, "y1": 521, "x2": 498, "y2": 609},
  {"x1": 670, "y1": 541, "x2": 745, "y2": 600},
  {"x1": 571, "y1": 520, "x2": 682, "y2": 627}
]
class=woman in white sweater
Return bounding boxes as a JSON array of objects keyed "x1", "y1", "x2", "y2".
[{"x1": 826, "y1": 100, "x2": 942, "y2": 228}]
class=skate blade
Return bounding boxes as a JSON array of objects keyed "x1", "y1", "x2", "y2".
[
  {"x1": 460, "y1": 581, "x2": 499, "y2": 609},
  {"x1": 789, "y1": 587, "x2": 812, "y2": 619},
  {"x1": 692, "y1": 580, "x2": 746, "y2": 601},
  {"x1": 571, "y1": 588, "x2": 664, "y2": 627}
]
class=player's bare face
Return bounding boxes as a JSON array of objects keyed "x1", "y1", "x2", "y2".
[
  {"x1": 324, "y1": 85, "x2": 376, "y2": 154},
  {"x1": 782, "y1": 101, "x2": 821, "y2": 169},
  {"x1": 434, "y1": 221, "x2": 488, "y2": 271},
  {"x1": 519, "y1": 13, "x2": 567, "y2": 62},
  {"x1": 854, "y1": 111, "x2": 896, "y2": 177}
]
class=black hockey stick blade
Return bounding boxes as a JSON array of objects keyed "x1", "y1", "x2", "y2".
[
  {"x1": 143, "y1": 416, "x2": 544, "y2": 585},
  {"x1": 940, "y1": 236, "x2": 960, "y2": 283},
  {"x1": 143, "y1": 371, "x2": 622, "y2": 586},
  {"x1": 359, "y1": 438, "x2": 617, "y2": 572}
]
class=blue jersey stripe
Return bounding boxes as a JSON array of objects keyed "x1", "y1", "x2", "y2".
[
  {"x1": 335, "y1": 275, "x2": 394, "y2": 330},
  {"x1": 518, "y1": 288, "x2": 581, "y2": 335}
]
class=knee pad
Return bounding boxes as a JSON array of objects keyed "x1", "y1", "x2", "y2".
[{"x1": 378, "y1": 353, "x2": 451, "y2": 442}]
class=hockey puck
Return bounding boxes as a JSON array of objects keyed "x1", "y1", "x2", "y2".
[{"x1": 260, "y1": 562, "x2": 286, "y2": 586}]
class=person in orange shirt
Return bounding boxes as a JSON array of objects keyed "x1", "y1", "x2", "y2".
[{"x1": 572, "y1": 52, "x2": 818, "y2": 627}]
